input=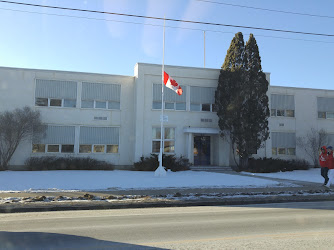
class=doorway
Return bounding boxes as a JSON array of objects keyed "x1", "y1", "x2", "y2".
[{"x1": 194, "y1": 136, "x2": 211, "y2": 165}]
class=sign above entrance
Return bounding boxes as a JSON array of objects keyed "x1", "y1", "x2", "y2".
[{"x1": 160, "y1": 115, "x2": 168, "y2": 122}]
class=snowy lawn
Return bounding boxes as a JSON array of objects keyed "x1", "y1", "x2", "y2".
[
  {"x1": 242, "y1": 168, "x2": 322, "y2": 183},
  {"x1": 0, "y1": 170, "x2": 292, "y2": 192}
]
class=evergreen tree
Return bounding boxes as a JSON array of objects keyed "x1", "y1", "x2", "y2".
[{"x1": 215, "y1": 32, "x2": 269, "y2": 169}]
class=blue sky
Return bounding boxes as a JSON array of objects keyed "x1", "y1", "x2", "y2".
[{"x1": 0, "y1": 0, "x2": 333, "y2": 89}]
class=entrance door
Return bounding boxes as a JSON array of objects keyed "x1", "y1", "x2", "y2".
[{"x1": 194, "y1": 136, "x2": 211, "y2": 165}]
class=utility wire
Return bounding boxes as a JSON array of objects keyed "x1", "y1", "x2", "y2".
[
  {"x1": 196, "y1": 0, "x2": 334, "y2": 19},
  {"x1": 0, "y1": 0, "x2": 333, "y2": 37},
  {"x1": 1, "y1": 6, "x2": 333, "y2": 44}
]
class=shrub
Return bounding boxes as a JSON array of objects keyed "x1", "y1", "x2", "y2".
[
  {"x1": 133, "y1": 154, "x2": 191, "y2": 172},
  {"x1": 25, "y1": 156, "x2": 114, "y2": 171},
  {"x1": 246, "y1": 157, "x2": 310, "y2": 173}
]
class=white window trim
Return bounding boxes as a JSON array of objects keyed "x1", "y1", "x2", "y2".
[
  {"x1": 190, "y1": 103, "x2": 214, "y2": 112},
  {"x1": 36, "y1": 98, "x2": 76, "y2": 108},
  {"x1": 81, "y1": 100, "x2": 120, "y2": 110},
  {"x1": 271, "y1": 109, "x2": 295, "y2": 118},
  {"x1": 152, "y1": 101, "x2": 186, "y2": 111},
  {"x1": 79, "y1": 144, "x2": 119, "y2": 154},
  {"x1": 272, "y1": 147, "x2": 296, "y2": 156},
  {"x1": 152, "y1": 127, "x2": 176, "y2": 154}
]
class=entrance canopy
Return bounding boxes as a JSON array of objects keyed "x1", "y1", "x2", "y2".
[{"x1": 183, "y1": 127, "x2": 219, "y2": 134}]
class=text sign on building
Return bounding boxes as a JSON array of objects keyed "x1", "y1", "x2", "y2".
[{"x1": 160, "y1": 115, "x2": 168, "y2": 122}]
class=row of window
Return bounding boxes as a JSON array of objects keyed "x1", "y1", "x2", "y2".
[
  {"x1": 152, "y1": 102, "x2": 217, "y2": 112},
  {"x1": 271, "y1": 109, "x2": 295, "y2": 117},
  {"x1": 32, "y1": 144, "x2": 119, "y2": 154},
  {"x1": 272, "y1": 147, "x2": 296, "y2": 156},
  {"x1": 271, "y1": 109, "x2": 334, "y2": 120},
  {"x1": 36, "y1": 98, "x2": 76, "y2": 108},
  {"x1": 35, "y1": 98, "x2": 120, "y2": 110},
  {"x1": 318, "y1": 112, "x2": 334, "y2": 119}
]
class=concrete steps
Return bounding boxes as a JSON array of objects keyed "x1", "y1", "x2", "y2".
[{"x1": 190, "y1": 165, "x2": 234, "y2": 173}]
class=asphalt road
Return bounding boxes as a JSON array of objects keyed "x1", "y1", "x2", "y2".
[{"x1": 1, "y1": 201, "x2": 334, "y2": 249}]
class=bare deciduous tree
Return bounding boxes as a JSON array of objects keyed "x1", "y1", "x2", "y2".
[
  {"x1": 296, "y1": 128, "x2": 328, "y2": 167},
  {"x1": 0, "y1": 106, "x2": 44, "y2": 170}
]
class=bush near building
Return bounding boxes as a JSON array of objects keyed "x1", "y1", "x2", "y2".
[
  {"x1": 134, "y1": 154, "x2": 191, "y2": 172},
  {"x1": 245, "y1": 157, "x2": 310, "y2": 173},
  {"x1": 25, "y1": 157, "x2": 114, "y2": 171}
]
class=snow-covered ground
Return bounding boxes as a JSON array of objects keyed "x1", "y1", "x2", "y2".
[
  {"x1": 0, "y1": 170, "x2": 301, "y2": 192},
  {"x1": 242, "y1": 168, "x2": 322, "y2": 183}
]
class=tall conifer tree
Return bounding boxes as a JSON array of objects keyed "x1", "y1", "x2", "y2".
[{"x1": 215, "y1": 32, "x2": 269, "y2": 169}]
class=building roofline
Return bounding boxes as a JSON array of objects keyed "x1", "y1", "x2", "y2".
[
  {"x1": 270, "y1": 85, "x2": 334, "y2": 92},
  {"x1": 0, "y1": 65, "x2": 134, "y2": 79},
  {"x1": 135, "y1": 62, "x2": 271, "y2": 75}
]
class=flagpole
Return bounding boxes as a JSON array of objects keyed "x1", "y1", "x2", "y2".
[{"x1": 155, "y1": 16, "x2": 167, "y2": 177}]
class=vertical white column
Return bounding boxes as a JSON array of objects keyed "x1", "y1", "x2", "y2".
[
  {"x1": 74, "y1": 126, "x2": 80, "y2": 154},
  {"x1": 188, "y1": 133, "x2": 193, "y2": 164}
]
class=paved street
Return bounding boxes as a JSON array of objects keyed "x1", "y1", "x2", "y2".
[{"x1": 1, "y1": 201, "x2": 334, "y2": 249}]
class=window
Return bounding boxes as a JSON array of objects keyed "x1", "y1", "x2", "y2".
[
  {"x1": 153, "y1": 102, "x2": 162, "y2": 110},
  {"x1": 165, "y1": 102, "x2": 174, "y2": 110},
  {"x1": 271, "y1": 94, "x2": 295, "y2": 117},
  {"x1": 318, "y1": 112, "x2": 326, "y2": 119},
  {"x1": 153, "y1": 101, "x2": 185, "y2": 111},
  {"x1": 152, "y1": 127, "x2": 175, "y2": 153},
  {"x1": 327, "y1": 112, "x2": 334, "y2": 119},
  {"x1": 190, "y1": 86, "x2": 215, "y2": 112},
  {"x1": 107, "y1": 145, "x2": 118, "y2": 153},
  {"x1": 32, "y1": 125, "x2": 76, "y2": 154},
  {"x1": 61, "y1": 145, "x2": 74, "y2": 153},
  {"x1": 95, "y1": 101, "x2": 107, "y2": 109},
  {"x1": 81, "y1": 100, "x2": 94, "y2": 108},
  {"x1": 287, "y1": 148, "x2": 296, "y2": 155},
  {"x1": 50, "y1": 99, "x2": 62, "y2": 107},
  {"x1": 202, "y1": 103, "x2": 211, "y2": 112},
  {"x1": 64, "y1": 99, "x2": 76, "y2": 108},
  {"x1": 32, "y1": 144, "x2": 45, "y2": 153},
  {"x1": 81, "y1": 82, "x2": 120, "y2": 110},
  {"x1": 286, "y1": 110, "x2": 295, "y2": 117},
  {"x1": 35, "y1": 79, "x2": 77, "y2": 108},
  {"x1": 81, "y1": 100, "x2": 120, "y2": 110},
  {"x1": 271, "y1": 132, "x2": 296, "y2": 157},
  {"x1": 317, "y1": 111, "x2": 334, "y2": 119},
  {"x1": 108, "y1": 101, "x2": 120, "y2": 110},
  {"x1": 35, "y1": 98, "x2": 48, "y2": 106},
  {"x1": 47, "y1": 145, "x2": 60, "y2": 153},
  {"x1": 79, "y1": 126, "x2": 119, "y2": 154},
  {"x1": 36, "y1": 98, "x2": 76, "y2": 108},
  {"x1": 93, "y1": 145, "x2": 105, "y2": 153},
  {"x1": 190, "y1": 104, "x2": 200, "y2": 111},
  {"x1": 79, "y1": 145, "x2": 92, "y2": 153},
  {"x1": 276, "y1": 110, "x2": 285, "y2": 117},
  {"x1": 271, "y1": 109, "x2": 294, "y2": 117},
  {"x1": 190, "y1": 103, "x2": 214, "y2": 112},
  {"x1": 176, "y1": 102, "x2": 186, "y2": 111},
  {"x1": 152, "y1": 84, "x2": 186, "y2": 111},
  {"x1": 278, "y1": 148, "x2": 286, "y2": 155}
]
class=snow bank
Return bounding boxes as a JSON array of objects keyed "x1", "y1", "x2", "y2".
[{"x1": 0, "y1": 170, "x2": 287, "y2": 192}]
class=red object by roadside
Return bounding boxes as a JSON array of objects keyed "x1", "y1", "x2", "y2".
[
  {"x1": 327, "y1": 152, "x2": 334, "y2": 169},
  {"x1": 319, "y1": 146, "x2": 328, "y2": 168}
]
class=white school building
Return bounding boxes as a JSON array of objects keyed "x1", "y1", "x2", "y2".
[{"x1": 1, "y1": 62, "x2": 334, "y2": 169}]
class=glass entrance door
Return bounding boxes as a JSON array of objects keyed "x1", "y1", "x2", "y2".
[{"x1": 194, "y1": 136, "x2": 211, "y2": 165}]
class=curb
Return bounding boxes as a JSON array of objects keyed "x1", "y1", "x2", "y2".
[{"x1": 1, "y1": 195, "x2": 333, "y2": 213}]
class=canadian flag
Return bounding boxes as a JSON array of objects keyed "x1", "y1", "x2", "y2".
[{"x1": 164, "y1": 71, "x2": 183, "y2": 96}]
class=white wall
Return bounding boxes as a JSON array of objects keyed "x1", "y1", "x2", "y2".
[{"x1": 0, "y1": 67, "x2": 135, "y2": 167}]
